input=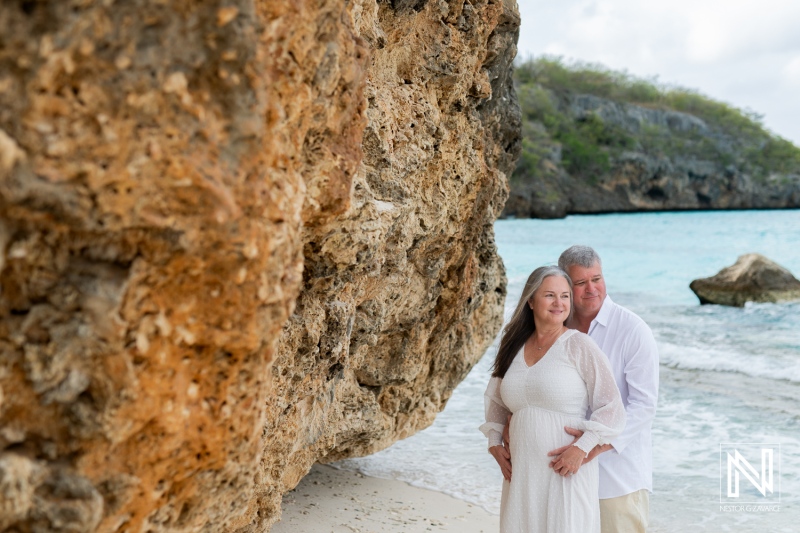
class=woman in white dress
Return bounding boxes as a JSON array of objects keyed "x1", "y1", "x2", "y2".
[{"x1": 480, "y1": 266, "x2": 625, "y2": 533}]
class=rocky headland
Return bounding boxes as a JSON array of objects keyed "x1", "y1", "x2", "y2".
[
  {"x1": 504, "y1": 59, "x2": 800, "y2": 219},
  {"x1": 0, "y1": 0, "x2": 520, "y2": 531}
]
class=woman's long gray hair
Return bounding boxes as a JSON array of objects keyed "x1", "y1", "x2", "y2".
[{"x1": 490, "y1": 266, "x2": 573, "y2": 378}]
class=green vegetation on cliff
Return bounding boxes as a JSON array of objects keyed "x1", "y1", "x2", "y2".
[{"x1": 506, "y1": 57, "x2": 800, "y2": 218}]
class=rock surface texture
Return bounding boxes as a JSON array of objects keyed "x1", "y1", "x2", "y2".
[
  {"x1": 505, "y1": 93, "x2": 800, "y2": 219},
  {"x1": 259, "y1": 0, "x2": 520, "y2": 529},
  {"x1": 690, "y1": 254, "x2": 800, "y2": 307},
  {"x1": 0, "y1": 0, "x2": 519, "y2": 531}
]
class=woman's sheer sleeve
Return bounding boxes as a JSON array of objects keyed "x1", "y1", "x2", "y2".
[
  {"x1": 478, "y1": 376, "x2": 510, "y2": 449},
  {"x1": 568, "y1": 334, "x2": 626, "y2": 454}
]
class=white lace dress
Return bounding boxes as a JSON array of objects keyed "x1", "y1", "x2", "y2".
[{"x1": 479, "y1": 330, "x2": 625, "y2": 533}]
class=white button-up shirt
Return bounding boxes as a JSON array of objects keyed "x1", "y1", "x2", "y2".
[{"x1": 588, "y1": 295, "x2": 659, "y2": 499}]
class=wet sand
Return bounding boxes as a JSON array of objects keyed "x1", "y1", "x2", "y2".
[{"x1": 271, "y1": 464, "x2": 498, "y2": 533}]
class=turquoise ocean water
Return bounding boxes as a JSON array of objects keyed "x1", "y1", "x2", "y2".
[{"x1": 338, "y1": 210, "x2": 800, "y2": 532}]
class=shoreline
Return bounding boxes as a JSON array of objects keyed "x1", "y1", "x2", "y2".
[
  {"x1": 271, "y1": 464, "x2": 498, "y2": 533},
  {"x1": 270, "y1": 366, "x2": 799, "y2": 533},
  {"x1": 498, "y1": 206, "x2": 800, "y2": 221}
]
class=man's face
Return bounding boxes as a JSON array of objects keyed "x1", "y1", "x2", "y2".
[{"x1": 566, "y1": 262, "x2": 606, "y2": 318}]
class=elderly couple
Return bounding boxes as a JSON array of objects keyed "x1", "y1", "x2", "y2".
[{"x1": 480, "y1": 245, "x2": 659, "y2": 533}]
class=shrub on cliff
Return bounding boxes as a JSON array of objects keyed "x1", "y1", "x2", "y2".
[
  {"x1": 505, "y1": 56, "x2": 800, "y2": 218},
  {"x1": 512, "y1": 57, "x2": 800, "y2": 183}
]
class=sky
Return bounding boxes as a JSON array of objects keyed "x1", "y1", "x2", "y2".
[{"x1": 516, "y1": 0, "x2": 800, "y2": 145}]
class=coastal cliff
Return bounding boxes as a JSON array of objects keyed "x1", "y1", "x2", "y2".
[
  {"x1": 0, "y1": 0, "x2": 520, "y2": 531},
  {"x1": 505, "y1": 59, "x2": 800, "y2": 218}
]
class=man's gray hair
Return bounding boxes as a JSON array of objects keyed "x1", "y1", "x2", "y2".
[{"x1": 558, "y1": 245, "x2": 602, "y2": 271}]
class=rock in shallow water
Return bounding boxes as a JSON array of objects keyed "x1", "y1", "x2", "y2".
[{"x1": 690, "y1": 253, "x2": 800, "y2": 307}]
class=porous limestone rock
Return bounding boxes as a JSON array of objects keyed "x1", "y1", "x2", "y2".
[
  {"x1": 690, "y1": 254, "x2": 800, "y2": 307},
  {"x1": 0, "y1": 0, "x2": 357, "y2": 530},
  {"x1": 0, "y1": 0, "x2": 520, "y2": 531},
  {"x1": 255, "y1": 0, "x2": 520, "y2": 529}
]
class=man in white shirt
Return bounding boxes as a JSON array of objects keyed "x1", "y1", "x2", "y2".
[{"x1": 550, "y1": 245, "x2": 660, "y2": 532}]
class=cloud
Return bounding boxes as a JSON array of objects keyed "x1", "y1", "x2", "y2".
[
  {"x1": 782, "y1": 56, "x2": 800, "y2": 87},
  {"x1": 516, "y1": 0, "x2": 800, "y2": 144}
]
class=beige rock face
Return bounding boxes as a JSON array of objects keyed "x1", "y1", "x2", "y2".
[
  {"x1": 0, "y1": 0, "x2": 519, "y2": 531},
  {"x1": 690, "y1": 254, "x2": 800, "y2": 307},
  {"x1": 255, "y1": 0, "x2": 521, "y2": 528}
]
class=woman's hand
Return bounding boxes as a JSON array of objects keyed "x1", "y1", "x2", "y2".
[
  {"x1": 549, "y1": 444, "x2": 586, "y2": 477},
  {"x1": 548, "y1": 427, "x2": 614, "y2": 471},
  {"x1": 489, "y1": 445, "x2": 512, "y2": 481}
]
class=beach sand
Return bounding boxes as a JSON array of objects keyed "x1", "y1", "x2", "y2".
[{"x1": 271, "y1": 464, "x2": 498, "y2": 533}]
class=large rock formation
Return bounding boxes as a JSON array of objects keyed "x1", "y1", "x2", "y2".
[
  {"x1": 690, "y1": 254, "x2": 800, "y2": 307},
  {"x1": 256, "y1": 0, "x2": 520, "y2": 528},
  {"x1": 0, "y1": 0, "x2": 519, "y2": 531},
  {"x1": 505, "y1": 90, "x2": 800, "y2": 219}
]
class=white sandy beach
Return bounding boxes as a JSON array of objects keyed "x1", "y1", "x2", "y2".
[{"x1": 271, "y1": 464, "x2": 498, "y2": 533}]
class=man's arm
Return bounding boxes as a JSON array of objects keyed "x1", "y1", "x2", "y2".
[
  {"x1": 609, "y1": 321, "x2": 659, "y2": 453},
  {"x1": 549, "y1": 321, "x2": 657, "y2": 472}
]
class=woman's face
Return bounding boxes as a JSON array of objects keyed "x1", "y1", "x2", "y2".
[{"x1": 528, "y1": 275, "x2": 571, "y2": 328}]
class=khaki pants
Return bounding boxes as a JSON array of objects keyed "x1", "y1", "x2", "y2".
[{"x1": 599, "y1": 489, "x2": 649, "y2": 533}]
